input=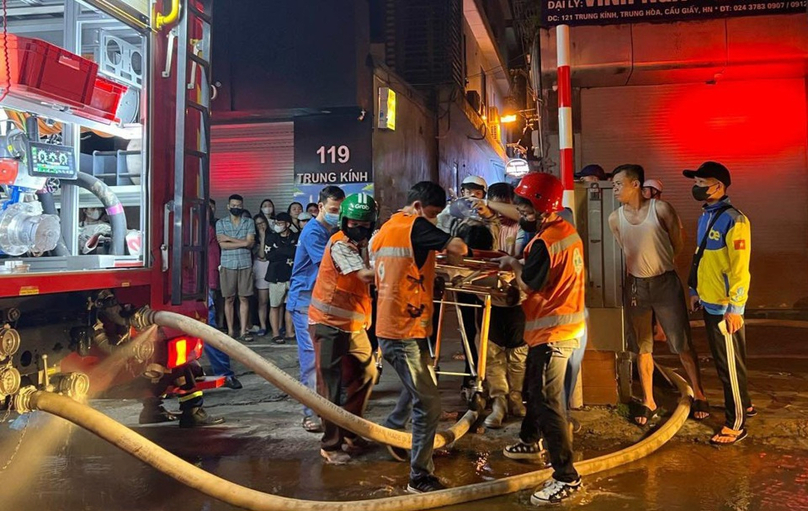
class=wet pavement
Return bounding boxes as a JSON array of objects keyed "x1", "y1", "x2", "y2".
[{"x1": 0, "y1": 324, "x2": 807, "y2": 510}]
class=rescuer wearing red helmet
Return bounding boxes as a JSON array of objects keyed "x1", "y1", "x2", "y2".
[{"x1": 496, "y1": 172, "x2": 585, "y2": 505}]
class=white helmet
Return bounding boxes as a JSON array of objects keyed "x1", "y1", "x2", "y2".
[{"x1": 461, "y1": 175, "x2": 488, "y2": 192}]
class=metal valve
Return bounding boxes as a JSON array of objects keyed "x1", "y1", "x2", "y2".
[{"x1": 0, "y1": 327, "x2": 21, "y2": 360}]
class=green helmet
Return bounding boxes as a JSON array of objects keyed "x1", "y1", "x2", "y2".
[{"x1": 340, "y1": 193, "x2": 378, "y2": 224}]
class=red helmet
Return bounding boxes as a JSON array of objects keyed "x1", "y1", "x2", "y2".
[{"x1": 514, "y1": 172, "x2": 564, "y2": 214}]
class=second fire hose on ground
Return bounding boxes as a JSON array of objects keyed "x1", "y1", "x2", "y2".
[{"x1": 21, "y1": 309, "x2": 694, "y2": 511}]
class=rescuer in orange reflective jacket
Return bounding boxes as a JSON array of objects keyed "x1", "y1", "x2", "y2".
[
  {"x1": 496, "y1": 173, "x2": 585, "y2": 505},
  {"x1": 309, "y1": 193, "x2": 378, "y2": 465},
  {"x1": 370, "y1": 181, "x2": 468, "y2": 494}
]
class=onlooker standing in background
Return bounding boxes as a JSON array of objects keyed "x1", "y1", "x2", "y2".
[
  {"x1": 684, "y1": 161, "x2": 753, "y2": 445},
  {"x1": 216, "y1": 194, "x2": 256, "y2": 343},
  {"x1": 206, "y1": 199, "x2": 242, "y2": 389},
  {"x1": 297, "y1": 212, "x2": 313, "y2": 230},
  {"x1": 265, "y1": 212, "x2": 298, "y2": 344},
  {"x1": 575, "y1": 164, "x2": 608, "y2": 183},
  {"x1": 642, "y1": 179, "x2": 664, "y2": 200},
  {"x1": 287, "y1": 186, "x2": 346, "y2": 432},
  {"x1": 260, "y1": 199, "x2": 277, "y2": 229},
  {"x1": 252, "y1": 214, "x2": 271, "y2": 337},
  {"x1": 306, "y1": 202, "x2": 319, "y2": 217},
  {"x1": 288, "y1": 202, "x2": 304, "y2": 233}
]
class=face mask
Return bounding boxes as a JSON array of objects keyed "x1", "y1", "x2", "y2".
[
  {"x1": 691, "y1": 184, "x2": 715, "y2": 202},
  {"x1": 273, "y1": 224, "x2": 286, "y2": 233},
  {"x1": 229, "y1": 207, "x2": 243, "y2": 218},
  {"x1": 324, "y1": 212, "x2": 340, "y2": 227},
  {"x1": 345, "y1": 226, "x2": 372, "y2": 243},
  {"x1": 86, "y1": 209, "x2": 101, "y2": 221},
  {"x1": 261, "y1": 207, "x2": 273, "y2": 216},
  {"x1": 519, "y1": 218, "x2": 538, "y2": 232}
]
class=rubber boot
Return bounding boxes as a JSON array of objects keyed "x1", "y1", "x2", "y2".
[
  {"x1": 484, "y1": 396, "x2": 507, "y2": 429},
  {"x1": 508, "y1": 391, "x2": 526, "y2": 418},
  {"x1": 179, "y1": 407, "x2": 225, "y2": 428}
]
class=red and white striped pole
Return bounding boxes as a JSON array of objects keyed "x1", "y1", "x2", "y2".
[{"x1": 556, "y1": 24, "x2": 574, "y2": 208}]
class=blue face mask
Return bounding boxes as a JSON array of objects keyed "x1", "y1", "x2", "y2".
[{"x1": 324, "y1": 212, "x2": 340, "y2": 227}]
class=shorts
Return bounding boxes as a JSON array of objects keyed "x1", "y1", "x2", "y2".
[
  {"x1": 625, "y1": 271, "x2": 692, "y2": 355},
  {"x1": 253, "y1": 259, "x2": 270, "y2": 290},
  {"x1": 269, "y1": 281, "x2": 290, "y2": 307},
  {"x1": 220, "y1": 267, "x2": 254, "y2": 298}
]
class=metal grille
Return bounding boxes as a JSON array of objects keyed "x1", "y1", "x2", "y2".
[
  {"x1": 580, "y1": 80, "x2": 808, "y2": 309},
  {"x1": 210, "y1": 122, "x2": 295, "y2": 215},
  {"x1": 385, "y1": 0, "x2": 463, "y2": 89}
]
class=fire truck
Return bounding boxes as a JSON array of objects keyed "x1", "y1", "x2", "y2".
[{"x1": 0, "y1": 0, "x2": 221, "y2": 422}]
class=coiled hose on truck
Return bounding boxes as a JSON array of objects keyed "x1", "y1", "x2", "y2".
[{"x1": 22, "y1": 359, "x2": 692, "y2": 511}]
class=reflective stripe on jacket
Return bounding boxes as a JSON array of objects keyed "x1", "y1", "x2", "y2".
[
  {"x1": 309, "y1": 231, "x2": 372, "y2": 332},
  {"x1": 522, "y1": 217, "x2": 586, "y2": 346},
  {"x1": 371, "y1": 212, "x2": 436, "y2": 340}
]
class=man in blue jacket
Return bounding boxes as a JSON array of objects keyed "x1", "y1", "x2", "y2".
[{"x1": 287, "y1": 185, "x2": 345, "y2": 432}]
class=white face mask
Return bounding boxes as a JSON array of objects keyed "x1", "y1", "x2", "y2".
[
  {"x1": 86, "y1": 209, "x2": 102, "y2": 221},
  {"x1": 273, "y1": 224, "x2": 286, "y2": 233},
  {"x1": 262, "y1": 207, "x2": 273, "y2": 216}
]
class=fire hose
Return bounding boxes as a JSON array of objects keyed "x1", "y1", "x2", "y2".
[
  {"x1": 17, "y1": 309, "x2": 693, "y2": 511},
  {"x1": 21, "y1": 364, "x2": 691, "y2": 510},
  {"x1": 142, "y1": 309, "x2": 477, "y2": 450}
]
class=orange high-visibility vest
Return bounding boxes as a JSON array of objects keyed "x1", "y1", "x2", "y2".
[
  {"x1": 309, "y1": 231, "x2": 372, "y2": 332},
  {"x1": 522, "y1": 216, "x2": 586, "y2": 347},
  {"x1": 371, "y1": 212, "x2": 436, "y2": 340}
]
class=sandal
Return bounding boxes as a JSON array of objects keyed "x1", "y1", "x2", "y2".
[
  {"x1": 746, "y1": 406, "x2": 758, "y2": 418},
  {"x1": 692, "y1": 399, "x2": 710, "y2": 421},
  {"x1": 710, "y1": 426, "x2": 748, "y2": 445},
  {"x1": 283, "y1": 336, "x2": 296, "y2": 344},
  {"x1": 237, "y1": 334, "x2": 254, "y2": 342},
  {"x1": 271, "y1": 335, "x2": 285, "y2": 345},
  {"x1": 633, "y1": 404, "x2": 660, "y2": 427},
  {"x1": 302, "y1": 416, "x2": 323, "y2": 433}
]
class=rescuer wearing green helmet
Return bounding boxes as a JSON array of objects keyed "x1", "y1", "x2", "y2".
[{"x1": 308, "y1": 193, "x2": 379, "y2": 464}]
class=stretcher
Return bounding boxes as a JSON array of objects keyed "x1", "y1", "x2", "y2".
[{"x1": 432, "y1": 250, "x2": 520, "y2": 409}]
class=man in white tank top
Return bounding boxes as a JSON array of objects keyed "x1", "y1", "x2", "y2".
[{"x1": 608, "y1": 165, "x2": 709, "y2": 426}]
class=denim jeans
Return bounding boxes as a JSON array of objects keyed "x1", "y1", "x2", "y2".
[
  {"x1": 521, "y1": 341, "x2": 580, "y2": 483},
  {"x1": 564, "y1": 324, "x2": 588, "y2": 409},
  {"x1": 204, "y1": 289, "x2": 234, "y2": 377},
  {"x1": 292, "y1": 309, "x2": 317, "y2": 418},
  {"x1": 379, "y1": 338, "x2": 441, "y2": 480}
]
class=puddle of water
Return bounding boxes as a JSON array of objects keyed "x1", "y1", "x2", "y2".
[{"x1": 2, "y1": 421, "x2": 807, "y2": 511}]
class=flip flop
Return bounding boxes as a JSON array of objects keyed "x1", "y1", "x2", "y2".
[
  {"x1": 710, "y1": 427, "x2": 748, "y2": 445},
  {"x1": 746, "y1": 406, "x2": 758, "y2": 418},
  {"x1": 271, "y1": 335, "x2": 285, "y2": 345},
  {"x1": 633, "y1": 404, "x2": 660, "y2": 427},
  {"x1": 692, "y1": 399, "x2": 711, "y2": 421},
  {"x1": 302, "y1": 416, "x2": 323, "y2": 433}
]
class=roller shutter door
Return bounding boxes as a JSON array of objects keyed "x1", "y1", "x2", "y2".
[
  {"x1": 210, "y1": 122, "x2": 295, "y2": 216},
  {"x1": 580, "y1": 79, "x2": 808, "y2": 309}
]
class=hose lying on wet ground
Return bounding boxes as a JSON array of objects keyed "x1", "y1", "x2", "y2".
[
  {"x1": 23, "y1": 308, "x2": 694, "y2": 511},
  {"x1": 144, "y1": 310, "x2": 476, "y2": 450}
]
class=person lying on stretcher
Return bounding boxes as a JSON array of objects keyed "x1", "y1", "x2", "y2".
[{"x1": 441, "y1": 223, "x2": 529, "y2": 428}]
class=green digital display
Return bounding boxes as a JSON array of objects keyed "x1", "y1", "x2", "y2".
[{"x1": 28, "y1": 143, "x2": 77, "y2": 180}]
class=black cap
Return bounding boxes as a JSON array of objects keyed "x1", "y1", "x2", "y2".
[
  {"x1": 682, "y1": 161, "x2": 731, "y2": 187},
  {"x1": 575, "y1": 164, "x2": 606, "y2": 180},
  {"x1": 275, "y1": 212, "x2": 293, "y2": 223}
]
